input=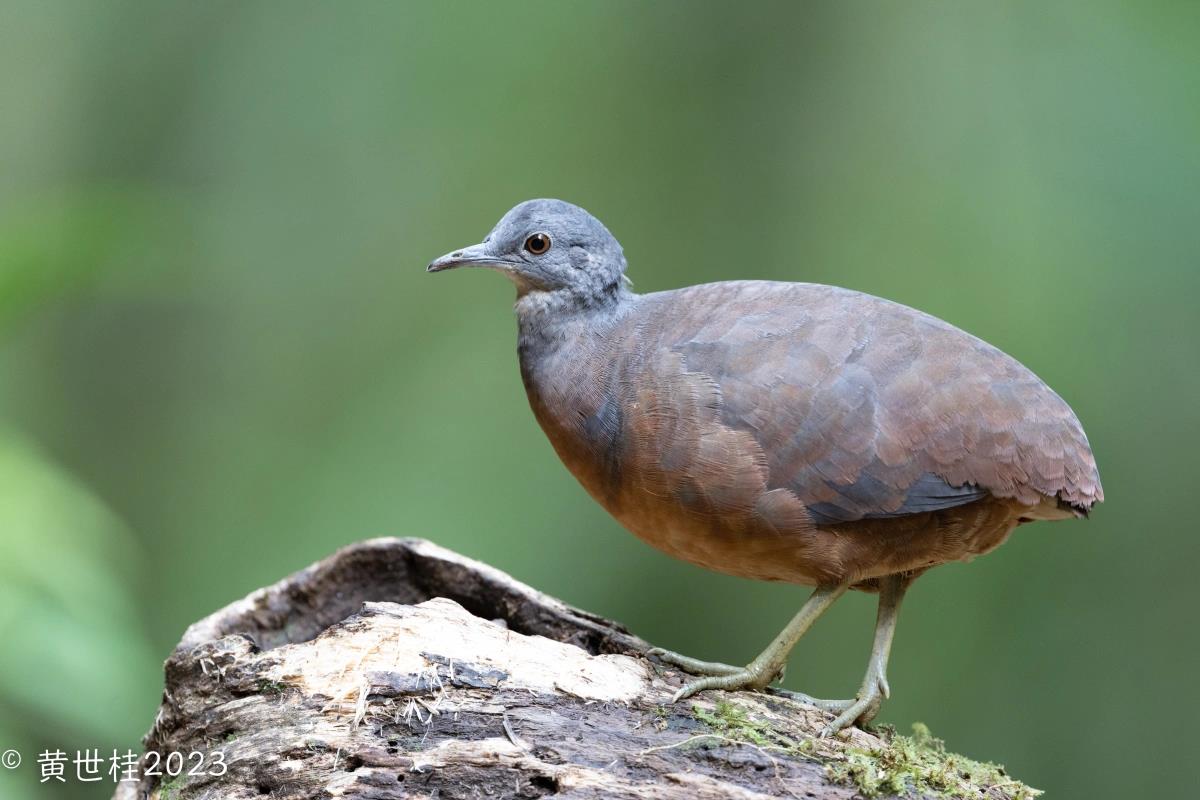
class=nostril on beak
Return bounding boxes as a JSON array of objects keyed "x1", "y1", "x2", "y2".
[{"x1": 452, "y1": 251, "x2": 463, "y2": 258}]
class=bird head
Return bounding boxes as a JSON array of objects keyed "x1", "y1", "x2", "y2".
[{"x1": 427, "y1": 199, "x2": 629, "y2": 303}]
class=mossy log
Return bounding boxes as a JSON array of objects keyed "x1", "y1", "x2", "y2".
[{"x1": 114, "y1": 538, "x2": 1036, "y2": 800}]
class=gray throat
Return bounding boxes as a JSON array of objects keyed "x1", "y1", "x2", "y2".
[{"x1": 515, "y1": 285, "x2": 635, "y2": 373}]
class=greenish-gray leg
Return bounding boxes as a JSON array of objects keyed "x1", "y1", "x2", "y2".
[
  {"x1": 662, "y1": 582, "x2": 850, "y2": 702},
  {"x1": 819, "y1": 573, "x2": 910, "y2": 736}
]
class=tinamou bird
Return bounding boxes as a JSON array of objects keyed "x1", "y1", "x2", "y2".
[{"x1": 427, "y1": 199, "x2": 1102, "y2": 734}]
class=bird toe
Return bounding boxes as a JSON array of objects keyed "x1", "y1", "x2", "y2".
[{"x1": 646, "y1": 647, "x2": 743, "y2": 677}]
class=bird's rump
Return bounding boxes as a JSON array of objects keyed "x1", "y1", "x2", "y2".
[{"x1": 630, "y1": 280, "x2": 1102, "y2": 526}]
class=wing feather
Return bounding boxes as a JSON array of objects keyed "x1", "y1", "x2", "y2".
[{"x1": 637, "y1": 281, "x2": 1102, "y2": 525}]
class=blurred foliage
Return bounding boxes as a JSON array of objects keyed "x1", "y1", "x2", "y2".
[
  {"x1": 0, "y1": 1, "x2": 1197, "y2": 798},
  {"x1": 0, "y1": 431, "x2": 158, "y2": 800},
  {"x1": 0, "y1": 431, "x2": 156, "y2": 734}
]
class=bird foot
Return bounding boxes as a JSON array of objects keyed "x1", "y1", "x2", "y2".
[
  {"x1": 647, "y1": 646, "x2": 890, "y2": 735},
  {"x1": 815, "y1": 673, "x2": 890, "y2": 737},
  {"x1": 646, "y1": 647, "x2": 782, "y2": 699},
  {"x1": 645, "y1": 647, "x2": 743, "y2": 677},
  {"x1": 771, "y1": 688, "x2": 856, "y2": 713},
  {"x1": 669, "y1": 666, "x2": 776, "y2": 702},
  {"x1": 647, "y1": 647, "x2": 785, "y2": 702}
]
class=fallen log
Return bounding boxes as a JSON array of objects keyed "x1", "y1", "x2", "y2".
[{"x1": 115, "y1": 538, "x2": 1037, "y2": 799}]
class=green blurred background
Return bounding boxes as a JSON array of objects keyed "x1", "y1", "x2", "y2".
[{"x1": 1, "y1": 1, "x2": 1196, "y2": 797}]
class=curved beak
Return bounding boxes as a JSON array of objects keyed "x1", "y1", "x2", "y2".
[{"x1": 426, "y1": 242, "x2": 514, "y2": 274}]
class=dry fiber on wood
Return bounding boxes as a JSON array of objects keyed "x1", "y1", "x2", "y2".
[{"x1": 116, "y1": 538, "x2": 1035, "y2": 799}]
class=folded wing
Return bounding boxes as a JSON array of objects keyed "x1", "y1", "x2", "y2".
[{"x1": 640, "y1": 281, "x2": 1102, "y2": 526}]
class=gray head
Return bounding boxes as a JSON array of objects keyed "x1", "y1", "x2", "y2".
[{"x1": 427, "y1": 199, "x2": 628, "y2": 305}]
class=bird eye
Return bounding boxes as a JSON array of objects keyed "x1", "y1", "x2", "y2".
[{"x1": 524, "y1": 233, "x2": 552, "y2": 255}]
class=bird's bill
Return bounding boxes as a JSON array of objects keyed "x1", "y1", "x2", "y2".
[{"x1": 426, "y1": 243, "x2": 513, "y2": 273}]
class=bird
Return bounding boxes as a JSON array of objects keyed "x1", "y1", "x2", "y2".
[{"x1": 427, "y1": 198, "x2": 1102, "y2": 735}]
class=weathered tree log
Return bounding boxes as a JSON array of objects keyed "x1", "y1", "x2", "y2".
[{"x1": 115, "y1": 538, "x2": 1037, "y2": 800}]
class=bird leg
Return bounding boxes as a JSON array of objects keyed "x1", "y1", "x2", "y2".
[
  {"x1": 815, "y1": 573, "x2": 910, "y2": 736},
  {"x1": 651, "y1": 582, "x2": 849, "y2": 702}
]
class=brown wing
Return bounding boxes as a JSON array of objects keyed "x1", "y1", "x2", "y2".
[{"x1": 631, "y1": 280, "x2": 1102, "y2": 525}]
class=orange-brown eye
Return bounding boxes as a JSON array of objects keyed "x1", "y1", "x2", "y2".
[{"x1": 524, "y1": 232, "x2": 552, "y2": 255}]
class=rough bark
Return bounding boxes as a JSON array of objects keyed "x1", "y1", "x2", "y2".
[{"x1": 115, "y1": 538, "x2": 1036, "y2": 800}]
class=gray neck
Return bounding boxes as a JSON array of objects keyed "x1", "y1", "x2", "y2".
[{"x1": 515, "y1": 284, "x2": 635, "y2": 362}]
